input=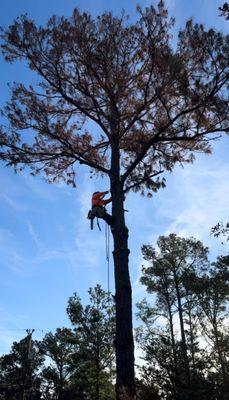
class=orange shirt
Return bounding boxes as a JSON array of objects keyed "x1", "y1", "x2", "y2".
[{"x1": 92, "y1": 191, "x2": 112, "y2": 207}]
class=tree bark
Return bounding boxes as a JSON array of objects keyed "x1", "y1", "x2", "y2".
[
  {"x1": 187, "y1": 301, "x2": 196, "y2": 375},
  {"x1": 95, "y1": 324, "x2": 100, "y2": 400},
  {"x1": 58, "y1": 364, "x2": 64, "y2": 400},
  {"x1": 173, "y1": 272, "x2": 190, "y2": 384},
  {"x1": 166, "y1": 296, "x2": 179, "y2": 392},
  {"x1": 110, "y1": 138, "x2": 135, "y2": 399},
  {"x1": 213, "y1": 321, "x2": 227, "y2": 400}
]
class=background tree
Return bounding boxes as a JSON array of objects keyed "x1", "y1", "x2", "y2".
[
  {"x1": 40, "y1": 328, "x2": 75, "y2": 400},
  {"x1": 137, "y1": 234, "x2": 216, "y2": 400},
  {"x1": 135, "y1": 378, "x2": 161, "y2": 400},
  {"x1": 193, "y1": 255, "x2": 229, "y2": 400},
  {"x1": 0, "y1": 285, "x2": 115, "y2": 400},
  {"x1": 66, "y1": 284, "x2": 115, "y2": 400},
  {"x1": 0, "y1": 2, "x2": 228, "y2": 397},
  {"x1": 0, "y1": 331, "x2": 43, "y2": 400}
]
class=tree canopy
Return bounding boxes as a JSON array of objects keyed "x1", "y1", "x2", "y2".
[{"x1": 0, "y1": 1, "x2": 228, "y2": 195}]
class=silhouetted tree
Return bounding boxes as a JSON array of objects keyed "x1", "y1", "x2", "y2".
[
  {"x1": 0, "y1": 332, "x2": 43, "y2": 400},
  {"x1": 1, "y1": 2, "x2": 228, "y2": 397},
  {"x1": 219, "y1": 2, "x2": 229, "y2": 19},
  {"x1": 0, "y1": 286, "x2": 115, "y2": 400},
  {"x1": 66, "y1": 285, "x2": 115, "y2": 400},
  {"x1": 40, "y1": 328, "x2": 75, "y2": 400},
  {"x1": 193, "y1": 255, "x2": 229, "y2": 400},
  {"x1": 137, "y1": 234, "x2": 218, "y2": 400}
]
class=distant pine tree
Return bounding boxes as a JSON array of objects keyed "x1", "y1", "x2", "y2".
[
  {"x1": 137, "y1": 234, "x2": 228, "y2": 400},
  {"x1": 0, "y1": 332, "x2": 43, "y2": 400}
]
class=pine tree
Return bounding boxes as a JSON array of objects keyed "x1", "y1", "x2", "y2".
[
  {"x1": 193, "y1": 256, "x2": 229, "y2": 400},
  {"x1": 39, "y1": 328, "x2": 75, "y2": 400},
  {"x1": 66, "y1": 285, "x2": 115, "y2": 400},
  {"x1": 1, "y1": 3, "x2": 228, "y2": 396},
  {"x1": 0, "y1": 331, "x2": 43, "y2": 400},
  {"x1": 138, "y1": 234, "x2": 212, "y2": 400}
]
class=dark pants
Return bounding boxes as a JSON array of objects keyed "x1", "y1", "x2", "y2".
[{"x1": 92, "y1": 206, "x2": 113, "y2": 225}]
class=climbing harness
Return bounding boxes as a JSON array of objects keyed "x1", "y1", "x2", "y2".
[
  {"x1": 87, "y1": 204, "x2": 113, "y2": 230},
  {"x1": 87, "y1": 209, "x2": 101, "y2": 231},
  {"x1": 89, "y1": 191, "x2": 113, "y2": 228}
]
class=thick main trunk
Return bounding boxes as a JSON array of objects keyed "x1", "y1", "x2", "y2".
[
  {"x1": 110, "y1": 141, "x2": 135, "y2": 399},
  {"x1": 112, "y1": 199, "x2": 135, "y2": 399}
]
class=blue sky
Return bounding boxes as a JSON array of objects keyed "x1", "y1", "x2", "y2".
[{"x1": 0, "y1": 0, "x2": 228, "y2": 355}]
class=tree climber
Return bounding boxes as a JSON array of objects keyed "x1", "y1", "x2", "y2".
[{"x1": 88, "y1": 191, "x2": 113, "y2": 227}]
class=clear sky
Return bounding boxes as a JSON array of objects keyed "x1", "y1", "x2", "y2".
[{"x1": 0, "y1": 0, "x2": 228, "y2": 355}]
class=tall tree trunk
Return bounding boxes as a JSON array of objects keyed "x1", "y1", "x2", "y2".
[
  {"x1": 110, "y1": 138, "x2": 135, "y2": 399},
  {"x1": 58, "y1": 365, "x2": 64, "y2": 400},
  {"x1": 166, "y1": 296, "x2": 179, "y2": 393},
  {"x1": 95, "y1": 324, "x2": 100, "y2": 400},
  {"x1": 95, "y1": 376, "x2": 100, "y2": 400},
  {"x1": 213, "y1": 321, "x2": 227, "y2": 399},
  {"x1": 186, "y1": 301, "x2": 196, "y2": 376},
  {"x1": 173, "y1": 273, "x2": 190, "y2": 384}
]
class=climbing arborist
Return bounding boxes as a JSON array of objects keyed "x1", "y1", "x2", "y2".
[
  {"x1": 92, "y1": 191, "x2": 113, "y2": 225},
  {"x1": 88, "y1": 191, "x2": 113, "y2": 228}
]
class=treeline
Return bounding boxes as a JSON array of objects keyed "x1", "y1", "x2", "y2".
[
  {"x1": 0, "y1": 234, "x2": 228, "y2": 400},
  {"x1": 137, "y1": 234, "x2": 228, "y2": 400},
  {"x1": 0, "y1": 287, "x2": 116, "y2": 400}
]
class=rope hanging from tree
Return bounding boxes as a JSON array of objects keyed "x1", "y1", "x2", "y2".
[
  {"x1": 105, "y1": 223, "x2": 113, "y2": 381},
  {"x1": 105, "y1": 222, "x2": 110, "y2": 296}
]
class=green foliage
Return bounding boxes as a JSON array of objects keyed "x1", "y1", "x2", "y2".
[
  {"x1": 66, "y1": 284, "x2": 116, "y2": 400},
  {"x1": 0, "y1": 285, "x2": 115, "y2": 400},
  {"x1": 0, "y1": 334, "x2": 44, "y2": 400},
  {"x1": 137, "y1": 234, "x2": 229, "y2": 400},
  {"x1": 39, "y1": 327, "x2": 76, "y2": 400},
  {"x1": 0, "y1": 3, "x2": 229, "y2": 397}
]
